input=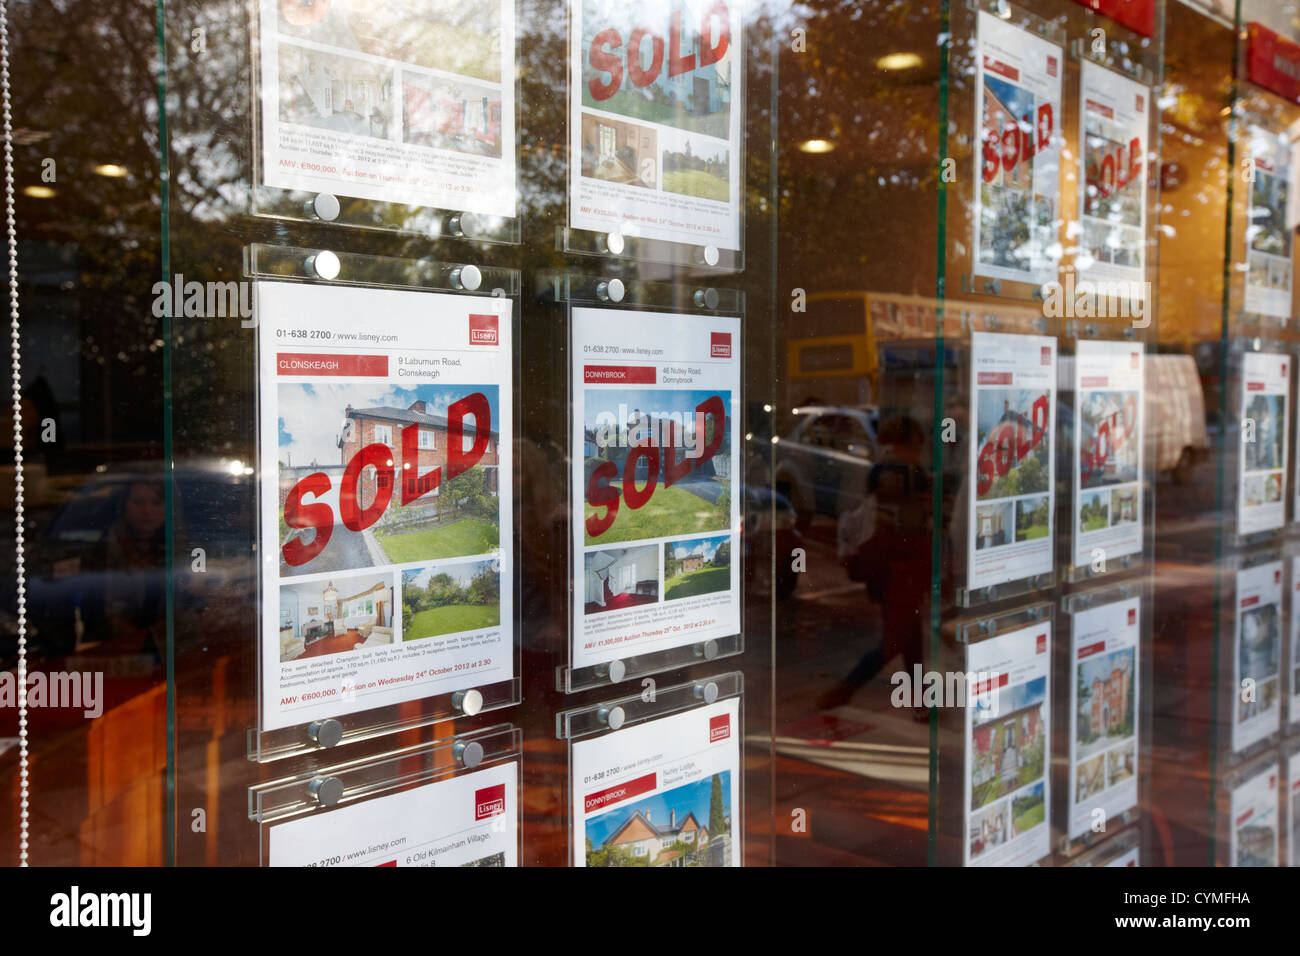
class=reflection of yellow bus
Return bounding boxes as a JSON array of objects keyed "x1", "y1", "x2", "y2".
[{"x1": 787, "y1": 291, "x2": 939, "y2": 406}]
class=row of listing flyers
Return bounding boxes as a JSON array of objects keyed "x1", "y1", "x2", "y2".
[
  {"x1": 569, "y1": 0, "x2": 744, "y2": 251},
  {"x1": 571, "y1": 308, "x2": 741, "y2": 671},
  {"x1": 257, "y1": 282, "x2": 513, "y2": 732},
  {"x1": 1067, "y1": 596, "x2": 1139, "y2": 841},
  {"x1": 572, "y1": 697, "x2": 740, "y2": 866},
  {"x1": 1238, "y1": 351, "x2": 1289, "y2": 536},
  {"x1": 1233, "y1": 561, "x2": 1282, "y2": 755},
  {"x1": 268, "y1": 760, "x2": 517, "y2": 866},
  {"x1": 258, "y1": 0, "x2": 517, "y2": 217},
  {"x1": 1244, "y1": 125, "x2": 1293, "y2": 319},
  {"x1": 964, "y1": 621, "x2": 1052, "y2": 866},
  {"x1": 1072, "y1": 340, "x2": 1143, "y2": 569},
  {"x1": 968, "y1": 332, "x2": 1057, "y2": 592}
]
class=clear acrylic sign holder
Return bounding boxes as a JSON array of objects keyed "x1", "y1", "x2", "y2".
[
  {"x1": 560, "y1": 273, "x2": 744, "y2": 693},
  {"x1": 250, "y1": 724, "x2": 521, "y2": 865},
  {"x1": 560, "y1": 0, "x2": 745, "y2": 272},
  {"x1": 246, "y1": 1, "x2": 521, "y2": 244},
  {"x1": 1220, "y1": 547, "x2": 1285, "y2": 764},
  {"x1": 557, "y1": 672, "x2": 743, "y2": 867},
  {"x1": 1216, "y1": 747, "x2": 1281, "y2": 867},
  {"x1": 245, "y1": 244, "x2": 521, "y2": 762},
  {"x1": 1056, "y1": 579, "x2": 1150, "y2": 858}
]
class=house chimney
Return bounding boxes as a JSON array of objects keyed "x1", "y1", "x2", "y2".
[
  {"x1": 645, "y1": 810, "x2": 651, "y2": 823},
  {"x1": 408, "y1": 400, "x2": 427, "y2": 414},
  {"x1": 670, "y1": 809, "x2": 676, "y2": 827}
]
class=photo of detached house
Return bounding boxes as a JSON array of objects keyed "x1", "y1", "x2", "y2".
[
  {"x1": 278, "y1": 573, "x2": 395, "y2": 663},
  {"x1": 278, "y1": 383, "x2": 500, "y2": 577},
  {"x1": 583, "y1": 388, "x2": 732, "y2": 546},
  {"x1": 586, "y1": 773, "x2": 731, "y2": 867},
  {"x1": 400, "y1": 560, "x2": 500, "y2": 641},
  {"x1": 1075, "y1": 645, "x2": 1135, "y2": 760},
  {"x1": 664, "y1": 533, "x2": 730, "y2": 601},
  {"x1": 970, "y1": 676, "x2": 1047, "y2": 811}
]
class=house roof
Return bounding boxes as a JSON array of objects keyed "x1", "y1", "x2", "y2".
[
  {"x1": 346, "y1": 404, "x2": 497, "y2": 439},
  {"x1": 604, "y1": 809, "x2": 706, "y2": 846}
]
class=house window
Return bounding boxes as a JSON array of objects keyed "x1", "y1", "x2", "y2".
[
  {"x1": 418, "y1": 428, "x2": 436, "y2": 450},
  {"x1": 599, "y1": 123, "x2": 616, "y2": 160},
  {"x1": 372, "y1": 424, "x2": 393, "y2": 446}
]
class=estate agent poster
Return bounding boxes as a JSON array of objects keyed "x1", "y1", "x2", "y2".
[
  {"x1": 1233, "y1": 560, "x2": 1282, "y2": 754},
  {"x1": 964, "y1": 621, "x2": 1052, "y2": 867},
  {"x1": 572, "y1": 697, "x2": 740, "y2": 866},
  {"x1": 1077, "y1": 61, "x2": 1147, "y2": 289},
  {"x1": 968, "y1": 331, "x2": 1057, "y2": 592},
  {"x1": 569, "y1": 0, "x2": 744, "y2": 251},
  {"x1": 1238, "y1": 351, "x2": 1288, "y2": 535},
  {"x1": 1067, "y1": 596, "x2": 1139, "y2": 840},
  {"x1": 257, "y1": 282, "x2": 513, "y2": 732},
  {"x1": 1244, "y1": 125, "x2": 1293, "y2": 318},
  {"x1": 1292, "y1": 561, "x2": 1300, "y2": 731},
  {"x1": 571, "y1": 308, "x2": 740, "y2": 671},
  {"x1": 268, "y1": 761, "x2": 517, "y2": 866},
  {"x1": 1229, "y1": 760, "x2": 1278, "y2": 867},
  {"x1": 1073, "y1": 340, "x2": 1143, "y2": 569},
  {"x1": 974, "y1": 10, "x2": 1063, "y2": 285},
  {"x1": 258, "y1": 0, "x2": 516, "y2": 217}
]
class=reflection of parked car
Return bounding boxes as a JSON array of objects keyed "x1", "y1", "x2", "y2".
[
  {"x1": 24, "y1": 460, "x2": 255, "y2": 660},
  {"x1": 774, "y1": 405, "x2": 879, "y2": 528}
]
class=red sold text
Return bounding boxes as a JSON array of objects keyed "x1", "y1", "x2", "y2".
[
  {"x1": 975, "y1": 396, "x2": 1050, "y2": 497},
  {"x1": 587, "y1": 0, "x2": 730, "y2": 101},
  {"x1": 281, "y1": 393, "x2": 491, "y2": 566}
]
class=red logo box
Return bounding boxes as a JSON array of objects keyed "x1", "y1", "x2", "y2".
[
  {"x1": 469, "y1": 313, "x2": 499, "y2": 346},
  {"x1": 1127, "y1": 608, "x2": 1137, "y2": 626},
  {"x1": 475, "y1": 783, "x2": 506, "y2": 820},
  {"x1": 709, "y1": 714, "x2": 730, "y2": 742},
  {"x1": 1035, "y1": 633, "x2": 1047, "y2": 654},
  {"x1": 1041, "y1": 346, "x2": 1052, "y2": 365},
  {"x1": 711, "y1": 332, "x2": 732, "y2": 359}
]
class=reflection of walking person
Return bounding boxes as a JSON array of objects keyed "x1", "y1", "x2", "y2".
[{"x1": 820, "y1": 416, "x2": 930, "y2": 716}]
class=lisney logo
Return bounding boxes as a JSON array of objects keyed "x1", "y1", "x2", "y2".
[
  {"x1": 710, "y1": 332, "x2": 731, "y2": 359},
  {"x1": 469, "y1": 314, "x2": 499, "y2": 346},
  {"x1": 709, "y1": 713, "x2": 730, "y2": 742},
  {"x1": 475, "y1": 783, "x2": 506, "y2": 820}
]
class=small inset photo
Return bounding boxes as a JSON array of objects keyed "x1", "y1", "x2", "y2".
[
  {"x1": 579, "y1": 113, "x2": 657, "y2": 188},
  {"x1": 400, "y1": 560, "x2": 501, "y2": 641},
  {"x1": 975, "y1": 500, "x2": 1014, "y2": 551},
  {"x1": 279, "y1": 573, "x2": 395, "y2": 662},
  {"x1": 1014, "y1": 494, "x2": 1050, "y2": 542},
  {"x1": 664, "y1": 533, "x2": 731, "y2": 601},
  {"x1": 584, "y1": 545, "x2": 659, "y2": 614}
]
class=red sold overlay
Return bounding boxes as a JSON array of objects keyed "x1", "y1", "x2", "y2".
[
  {"x1": 584, "y1": 365, "x2": 656, "y2": 384},
  {"x1": 584, "y1": 772, "x2": 656, "y2": 814},
  {"x1": 278, "y1": 353, "x2": 388, "y2": 376}
]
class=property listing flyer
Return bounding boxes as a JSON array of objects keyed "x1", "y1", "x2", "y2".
[
  {"x1": 968, "y1": 332, "x2": 1057, "y2": 592},
  {"x1": 1291, "y1": 561, "x2": 1300, "y2": 731},
  {"x1": 1289, "y1": 752, "x2": 1300, "y2": 867},
  {"x1": 1229, "y1": 760, "x2": 1278, "y2": 867},
  {"x1": 1238, "y1": 351, "x2": 1289, "y2": 535},
  {"x1": 1077, "y1": 61, "x2": 1148, "y2": 289},
  {"x1": 973, "y1": 10, "x2": 1063, "y2": 285},
  {"x1": 1067, "y1": 596, "x2": 1140, "y2": 840},
  {"x1": 571, "y1": 308, "x2": 740, "y2": 671},
  {"x1": 268, "y1": 760, "x2": 517, "y2": 866},
  {"x1": 1073, "y1": 340, "x2": 1143, "y2": 569},
  {"x1": 258, "y1": 0, "x2": 516, "y2": 216},
  {"x1": 1232, "y1": 560, "x2": 1282, "y2": 754},
  {"x1": 572, "y1": 697, "x2": 740, "y2": 867},
  {"x1": 569, "y1": 0, "x2": 744, "y2": 250},
  {"x1": 1244, "y1": 125, "x2": 1293, "y2": 318},
  {"x1": 257, "y1": 282, "x2": 513, "y2": 732},
  {"x1": 964, "y1": 621, "x2": 1052, "y2": 867}
]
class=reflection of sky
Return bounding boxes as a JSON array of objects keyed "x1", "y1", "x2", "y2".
[
  {"x1": 402, "y1": 559, "x2": 494, "y2": 590},
  {"x1": 973, "y1": 675, "x2": 1046, "y2": 725},
  {"x1": 278, "y1": 383, "x2": 499, "y2": 465},
  {"x1": 976, "y1": 388, "x2": 1042, "y2": 443},
  {"x1": 585, "y1": 773, "x2": 729, "y2": 846},
  {"x1": 984, "y1": 73, "x2": 1034, "y2": 129}
]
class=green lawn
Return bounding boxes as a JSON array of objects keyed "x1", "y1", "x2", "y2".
[
  {"x1": 375, "y1": 518, "x2": 498, "y2": 564},
  {"x1": 581, "y1": 88, "x2": 729, "y2": 138},
  {"x1": 662, "y1": 169, "x2": 729, "y2": 202},
  {"x1": 1081, "y1": 513, "x2": 1108, "y2": 532},
  {"x1": 1012, "y1": 800, "x2": 1045, "y2": 834},
  {"x1": 1018, "y1": 522, "x2": 1049, "y2": 541},
  {"x1": 665, "y1": 566, "x2": 730, "y2": 601},
  {"x1": 404, "y1": 603, "x2": 500, "y2": 641},
  {"x1": 585, "y1": 484, "x2": 728, "y2": 546}
]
